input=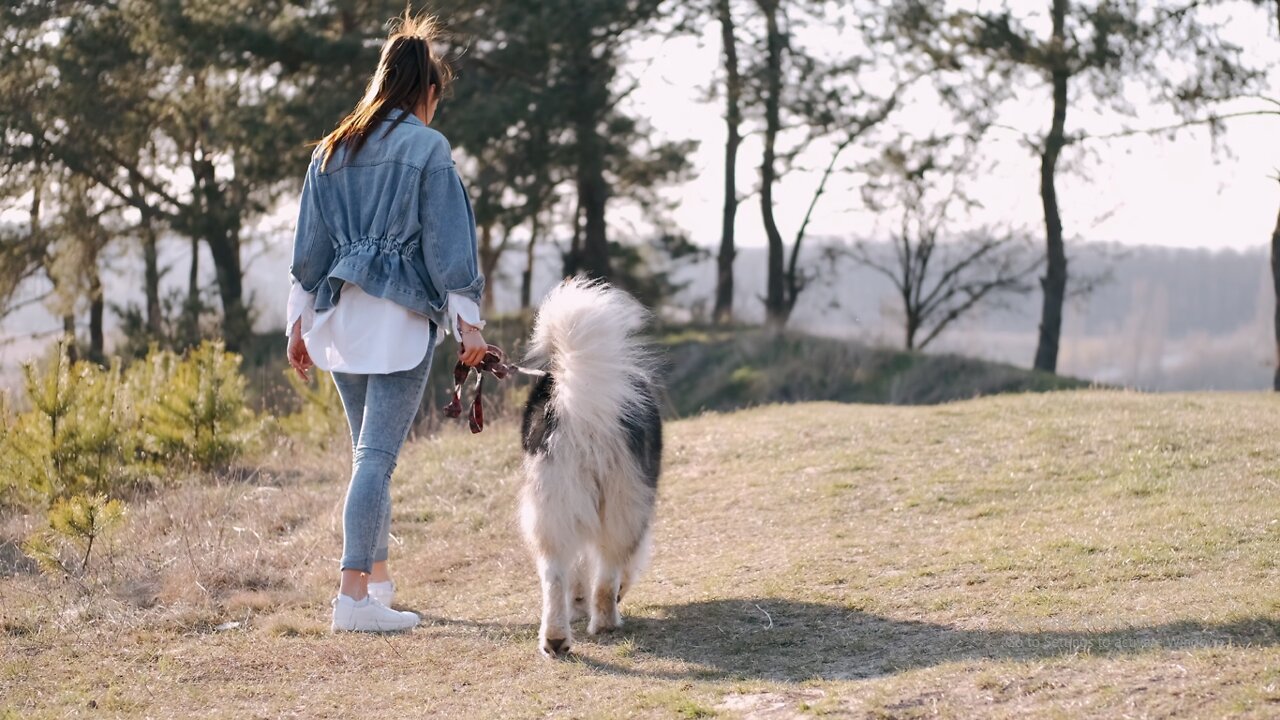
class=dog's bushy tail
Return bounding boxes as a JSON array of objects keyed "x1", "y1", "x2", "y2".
[{"x1": 527, "y1": 277, "x2": 653, "y2": 433}]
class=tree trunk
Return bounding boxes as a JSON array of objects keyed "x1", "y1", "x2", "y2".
[
  {"x1": 192, "y1": 149, "x2": 249, "y2": 353},
  {"x1": 570, "y1": 26, "x2": 612, "y2": 282},
  {"x1": 142, "y1": 218, "x2": 162, "y2": 336},
  {"x1": 132, "y1": 176, "x2": 163, "y2": 337},
  {"x1": 714, "y1": 0, "x2": 743, "y2": 325},
  {"x1": 1271, "y1": 193, "x2": 1280, "y2": 391},
  {"x1": 185, "y1": 234, "x2": 200, "y2": 347},
  {"x1": 1032, "y1": 0, "x2": 1070, "y2": 374},
  {"x1": 564, "y1": 200, "x2": 584, "y2": 278},
  {"x1": 521, "y1": 211, "x2": 540, "y2": 311},
  {"x1": 902, "y1": 279, "x2": 918, "y2": 350},
  {"x1": 478, "y1": 221, "x2": 499, "y2": 316},
  {"x1": 62, "y1": 314, "x2": 78, "y2": 363},
  {"x1": 32, "y1": 177, "x2": 75, "y2": 366},
  {"x1": 576, "y1": 140, "x2": 611, "y2": 281},
  {"x1": 87, "y1": 260, "x2": 104, "y2": 365},
  {"x1": 758, "y1": 0, "x2": 787, "y2": 330},
  {"x1": 205, "y1": 228, "x2": 248, "y2": 353}
]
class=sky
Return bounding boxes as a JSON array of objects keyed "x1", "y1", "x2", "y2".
[{"x1": 619, "y1": 6, "x2": 1280, "y2": 254}]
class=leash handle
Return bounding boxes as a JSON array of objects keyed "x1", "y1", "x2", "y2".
[{"x1": 442, "y1": 343, "x2": 542, "y2": 433}]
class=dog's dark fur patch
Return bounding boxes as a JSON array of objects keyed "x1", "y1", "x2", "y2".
[
  {"x1": 622, "y1": 382, "x2": 662, "y2": 489},
  {"x1": 521, "y1": 373, "x2": 558, "y2": 455},
  {"x1": 521, "y1": 373, "x2": 661, "y2": 491}
]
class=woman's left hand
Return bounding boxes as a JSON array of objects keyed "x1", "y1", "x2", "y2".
[
  {"x1": 458, "y1": 321, "x2": 487, "y2": 367},
  {"x1": 288, "y1": 319, "x2": 314, "y2": 381}
]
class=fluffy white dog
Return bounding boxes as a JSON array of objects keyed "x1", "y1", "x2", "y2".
[{"x1": 518, "y1": 278, "x2": 662, "y2": 659}]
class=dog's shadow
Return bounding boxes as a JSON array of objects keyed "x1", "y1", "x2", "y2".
[{"x1": 413, "y1": 597, "x2": 1280, "y2": 681}]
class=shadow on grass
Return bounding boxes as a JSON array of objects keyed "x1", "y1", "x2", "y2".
[
  {"x1": 406, "y1": 598, "x2": 1278, "y2": 680},
  {"x1": 593, "y1": 598, "x2": 1280, "y2": 681}
]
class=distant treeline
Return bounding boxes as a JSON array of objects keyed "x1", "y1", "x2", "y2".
[{"x1": 1, "y1": 0, "x2": 1277, "y2": 378}]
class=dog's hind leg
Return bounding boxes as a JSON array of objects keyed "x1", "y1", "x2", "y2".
[
  {"x1": 587, "y1": 554, "x2": 622, "y2": 635},
  {"x1": 520, "y1": 461, "x2": 596, "y2": 659},
  {"x1": 588, "y1": 509, "x2": 650, "y2": 635},
  {"x1": 618, "y1": 525, "x2": 652, "y2": 606},
  {"x1": 569, "y1": 556, "x2": 590, "y2": 622},
  {"x1": 535, "y1": 551, "x2": 576, "y2": 658}
]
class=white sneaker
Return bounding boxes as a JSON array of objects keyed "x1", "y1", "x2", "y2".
[
  {"x1": 368, "y1": 581, "x2": 395, "y2": 608},
  {"x1": 331, "y1": 593, "x2": 419, "y2": 633}
]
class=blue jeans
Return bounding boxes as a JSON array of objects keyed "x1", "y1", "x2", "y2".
[{"x1": 331, "y1": 324, "x2": 436, "y2": 573}]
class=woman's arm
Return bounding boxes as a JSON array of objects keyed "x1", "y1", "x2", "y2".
[
  {"x1": 419, "y1": 143, "x2": 485, "y2": 309},
  {"x1": 421, "y1": 143, "x2": 487, "y2": 365},
  {"x1": 289, "y1": 157, "x2": 336, "y2": 292},
  {"x1": 286, "y1": 158, "x2": 326, "y2": 381},
  {"x1": 285, "y1": 275, "x2": 315, "y2": 380}
]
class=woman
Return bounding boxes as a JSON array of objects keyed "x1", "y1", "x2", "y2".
[{"x1": 286, "y1": 13, "x2": 487, "y2": 633}]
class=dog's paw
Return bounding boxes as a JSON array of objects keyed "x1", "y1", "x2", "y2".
[
  {"x1": 539, "y1": 635, "x2": 572, "y2": 659},
  {"x1": 587, "y1": 615, "x2": 622, "y2": 636}
]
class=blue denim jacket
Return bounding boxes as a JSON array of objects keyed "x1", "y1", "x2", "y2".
[{"x1": 289, "y1": 109, "x2": 484, "y2": 326}]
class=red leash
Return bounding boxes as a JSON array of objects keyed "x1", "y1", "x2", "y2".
[{"x1": 442, "y1": 344, "x2": 544, "y2": 433}]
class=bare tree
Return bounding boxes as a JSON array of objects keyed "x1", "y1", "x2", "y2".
[
  {"x1": 713, "y1": 0, "x2": 744, "y2": 325},
  {"x1": 751, "y1": 0, "x2": 919, "y2": 329},
  {"x1": 1259, "y1": 0, "x2": 1280, "y2": 389},
  {"x1": 781, "y1": 95, "x2": 903, "y2": 326},
  {"x1": 755, "y1": 0, "x2": 788, "y2": 328},
  {"x1": 844, "y1": 144, "x2": 1042, "y2": 351},
  {"x1": 893, "y1": 0, "x2": 1270, "y2": 373},
  {"x1": 1270, "y1": 0, "x2": 1280, "y2": 390},
  {"x1": 1272, "y1": 174, "x2": 1280, "y2": 391}
]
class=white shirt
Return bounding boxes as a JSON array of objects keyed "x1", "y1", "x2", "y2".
[{"x1": 286, "y1": 278, "x2": 484, "y2": 374}]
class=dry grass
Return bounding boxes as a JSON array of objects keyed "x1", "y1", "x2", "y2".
[{"x1": 2, "y1": 391, "x2": 1279, "y2": 719}]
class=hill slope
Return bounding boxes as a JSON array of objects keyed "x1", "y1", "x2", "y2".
[
  {"x1": 244, "y1": 322, "x2": 1089, "y2": 421},
  {"x1": 658, "y1": 328, "x2": 1087, "y2": 414},
  {"x1": 3, "y1": 392, "x2": 1279, "y2": 718}
]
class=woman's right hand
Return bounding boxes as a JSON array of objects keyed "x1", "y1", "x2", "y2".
[
  {"x1": 288, "y1": 319, "x2": 314, "y2": 381},
  {"x1": 458, "y1": 320, "x2": 487, "y2": 367}
]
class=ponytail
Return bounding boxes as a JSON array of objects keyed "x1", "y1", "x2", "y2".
[{"x1": 317, "y1": 11, "x2": 454, "y2": 171}]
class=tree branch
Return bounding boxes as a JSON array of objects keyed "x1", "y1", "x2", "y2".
[
  {"x1": 843, "y1": 243, "x2": 903, "y2": 286},
  {"x1": 917, "y1": 236, "x2": 1003, "y2": 315},
  {"x1": 1075, "y1": 109, "x2": 1280, "y2": 143}
]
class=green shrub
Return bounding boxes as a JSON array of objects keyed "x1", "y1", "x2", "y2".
[
  {"x1": 278, "y1": 368, "x2": 348, "y2": 451},
  {"x1": 0, "y1": 342, "x2": 262, "y2": 579},
  {"x1": 0, "y1": 341, "x2": 262, "y2": 514},
  {"x1": 727, "y1": 365, "x2": 767, "y2": 402},
  {"x1": 140, "y1": 341, "x2": 260, "y2": 471},
  {"x1": 14, "y1": 349, "x2": 78, "y2": 500},
  {"x1": 24, "y1": 493, "x2": 126, "y2": 575},
  {"x1": 62, "y1": 361, "x2": 144, "y2": 493},
  {"x1": 3, "y1": 347, "x2": 141, "y2": 504}
]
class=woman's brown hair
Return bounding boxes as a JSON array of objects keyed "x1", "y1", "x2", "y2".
[{"x1": 316, "y1": 11, "x2": 454, "y2": 171}]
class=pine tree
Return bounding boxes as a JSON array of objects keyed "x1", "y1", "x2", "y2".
[{"x1": 142, "y1": 342, "x2": 259, "y2": 471}]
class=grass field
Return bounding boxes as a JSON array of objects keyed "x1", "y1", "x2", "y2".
[{"x1": 3, "y1": 391, "x2": 1279, "y2": 718}]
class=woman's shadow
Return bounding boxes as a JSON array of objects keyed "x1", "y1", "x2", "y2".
[{"x1": 419, "y1": 597, "x2": 1279, "y2": 680}]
